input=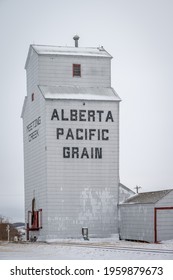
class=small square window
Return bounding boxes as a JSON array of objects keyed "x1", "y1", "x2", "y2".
[{"x1": 73, "y1": 64, "x2": 81, "y2": 77}]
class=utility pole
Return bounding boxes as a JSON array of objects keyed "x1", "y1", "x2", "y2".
[
  {"x1": 134, "y1": 185, "x2": 141, "y2": 194},
  {"x1": 6, "y1": 224, "x2": 10, "y2": 242}
]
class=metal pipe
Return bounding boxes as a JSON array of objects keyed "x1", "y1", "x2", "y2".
[{"x1": 73, "y1": 35, "x2": 80, "y2": 47}]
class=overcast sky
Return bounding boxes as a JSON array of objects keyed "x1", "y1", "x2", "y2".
[{"x1": 0, "y1": 0, "x2": 173, "y2": 222}]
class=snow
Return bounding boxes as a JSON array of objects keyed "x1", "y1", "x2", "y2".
[
  {"x1": 0, "y1": 238, "x2": 173, "y2": 260},
  {"x1": 38, "y1": 85, "x2": 121, "y2": 101},
  {"x1": 32, "y1": 45, "x2": 112, "y2": 58},
  {"x1": 44, "y1": 93, "x2": 117, "y2": 101}
]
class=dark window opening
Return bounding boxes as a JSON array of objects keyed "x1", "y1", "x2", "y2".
[
  {"x1": 73, "y1": 64, "x2": 81, "y2": 77},
  {"x1": 31, "y1": 93, "x2": 34, "y2": 101}
]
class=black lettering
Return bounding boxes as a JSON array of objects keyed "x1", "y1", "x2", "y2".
[
  {"x1": 89, "y1": 129, "x2": 96, "y2": 140},
  {"x1": 38, "y1": 116, "x2": 41, "y2": 125},
  {"x1": 65, "y1": 266, "x2": 71, "y2": 275},
  {"x1": 57, "y1": 128, "x2": 64, "y2": 139},
  {"x1": 81, "y1": 147, "x2": 89, "y2": 158},
  {"x1": 97, "y1": 110, "x2": 104, "y2": 122},
  {"x1": 95, "y1": 147, "x2": 102, "y2": 158},
  {"x1": 105, "y1": 111, "x2": 114, "y2": 122},
  {"x1": 51, "y1": 109, "x2": 59, "y2": 120},
  {"x1": 10, "y1": 269, "x2": 14, "y2": 276},
  {"x1": 70, "y1": 110, "x2": 78, "y2": 121},
  {"x1": 88, "y1": 110, "x2": 95, "y2": 122},
  {"x1": 98, "y1": 129, "x2": 101, "y2": 140},
  {"x1": 54, "y1": 269, "x2": 60, "y2": 275},
  {"x1": 66, "y1": 128, "x2": 74, "y2": 140},
  {"x1": 63, "y1": 147, "x2": 70, "y2": 158},
  {"x1": 76, "y1": 129, "x2": 83, "y2": 140},
  {"x1": 28, "y1": 130, "x2": 39, "y2": 142},
  {"x1": 27, "y1": 123, "x2": 32, "y2": 132},
  {"x1": 61, "y1": 109, "x2": 69, "y2": 121},
  {"x1": 79, "y1": 110, "x2": 86, "y2": 121},
  {"x1": 85, "y1": 129, "x2": 88, "y2": 140},
  {"x1": 26, "y1": 116, "x2": 41, "y2": 132},
  {"x1": 91, "y1": 147, "x2": 94, "y2": 158},
  {"x1": 35, "y1": 269, "x2": 41, "y2": 275},
  {"x1": 72, "y1": 147, "x2": 79, "y2": 158},
  {"x1": 63, "y1": 147, "x2": 103, "y2": 159},
  {"x1": 102, "y1": 129, "x2": 109, "y2": 140}
]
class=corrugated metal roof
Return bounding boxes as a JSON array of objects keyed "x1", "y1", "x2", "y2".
[
  {"x1": 38, "y1": 85, "x2": 121, "y2": 101},
  {"x1": 32, "y1": 44, "x2": 112, "y2": 58},
  {"x1": 123, "y1": 189, "x2": 173, "y2": 204}
]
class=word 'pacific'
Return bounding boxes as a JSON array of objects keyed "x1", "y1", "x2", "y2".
[{"x1": 57, "y1": 128, "x2": 109, "y2": 141}]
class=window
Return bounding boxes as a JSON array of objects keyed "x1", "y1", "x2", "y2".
[
  {"x1": 73, "y1": 64, "x2": 81, "y2": 77},
  {"x1": 31, "y1": 93, "x2": 34, "y2": 101}
]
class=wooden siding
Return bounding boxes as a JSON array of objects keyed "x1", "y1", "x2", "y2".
[
  {"x1": 155, "y1": 191, "x2": 173, "y2": 242},
  {"x1": 120, "y1": 191, "x2": 173, "y2": 243},
  {"x1": 156, "y1": 190, "x2": 173, "y2": 207},
  {"x1": 23, "y1": 49, "x2": 48, "y2": 240},
  {"x1": 156, "y1": 208, "x2": 173, "y2": 242},
  {"x1": 119, "y1": 204, "x2": 154, "y2": 242},
  {"x1": 23, "y1": 89, "x2": 48, "y2": 241},
  {"x1": 23, "y1": 45, "x2": 119, "y2": 240},
  {"x1": 119, "y1": 185, "x2": 134, "y2": 203},
  {"x1": 25, "y1": 48, "x2": 39, "y2": 99},
  {"x1": 45, "y1": 99, "x2": 119, "y2": 239},
  {"x1": 38, "y1": 55, "x2": 111, "y2": 87}
]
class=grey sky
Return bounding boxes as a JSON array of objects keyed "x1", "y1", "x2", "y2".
[{"x1": 0, "y1": 0, "x2": 173, "y2": 222}]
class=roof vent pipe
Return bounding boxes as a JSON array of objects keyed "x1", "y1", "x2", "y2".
[{"x1": 73, "y1": 35, "x2": 80, "y2": 47}]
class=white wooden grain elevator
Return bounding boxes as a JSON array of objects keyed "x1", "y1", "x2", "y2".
[{"x1": 21, "y1": 36, "x2": 121, "y2": 241}]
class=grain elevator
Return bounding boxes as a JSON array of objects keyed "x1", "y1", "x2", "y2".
[{"x1": 21, "y1": 36, "x2": 121, "y2": 241}]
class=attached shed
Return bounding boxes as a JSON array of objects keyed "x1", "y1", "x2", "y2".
[{"x1": 119, "y1": 189, "x2": 173, "y2": 243}]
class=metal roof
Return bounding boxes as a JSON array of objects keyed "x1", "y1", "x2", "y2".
[
  {"x1": 25, "y1": 44, "x2": 112, "y2": 69},
  {"x1": 119, "y1": 183, "x2": 135, "y2": 195},
  {"x1": 32, "y1": 44, "x2": 112, "y2": 58},
  {"x1": 123, "y1": 189, "x2": 173, "y2": 204},
  {"x1": 38, "y1": 85, "x2": 121, "y2": 101}
]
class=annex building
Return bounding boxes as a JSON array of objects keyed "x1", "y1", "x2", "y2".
[
  {"x1": 119, "y1": 189, "x2": 173, "y2": 243},
  {"x1": 21, "y1": 36, "x2": 121, "y2": 241}
]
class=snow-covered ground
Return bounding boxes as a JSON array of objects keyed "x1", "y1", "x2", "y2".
[{"x1": 0, "y1": 238, "x2": 173, "y2": 260}]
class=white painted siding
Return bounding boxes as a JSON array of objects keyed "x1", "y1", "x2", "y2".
[
  {"x1": 26, "y1": 48, "x2": 39, "y2": 98},
  {"x1": 156, "y1": 191, "x2": 173, "y2": 207},
  {"x1": 23, "y1": 44, "x2": 120, "y2": 241},
  {"x1": 155, "y1": 191, "x2": 173, "y2": 242},
  {"x1": 119, "y1": 204, "x2": 154, "y2": 242},
  {"x1": 119, "y1": 185, "x2": 135, "y2": 203},
  {"x1": 38, "y1": 55, "x2": 111, "y2": 87},
  {"x1": 22, "y1": 89, "x2": 48, "y2": 240},
  {"x1": 23, "y1": 47, "x2": 48, "y2": 241},
  {"x1": 45, "y1": 99, "x2": 119, "y2": 239},
  {"x1": 156, "y1": 209, "x2": 173, "y2": 241}
]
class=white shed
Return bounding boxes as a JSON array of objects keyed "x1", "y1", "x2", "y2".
[
  {"x1": 119, "y1": 189, "x2": 173, "y2": 243},
  {"x1": 21, "y1": 37, "x2": 121, "y2": 241}
]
